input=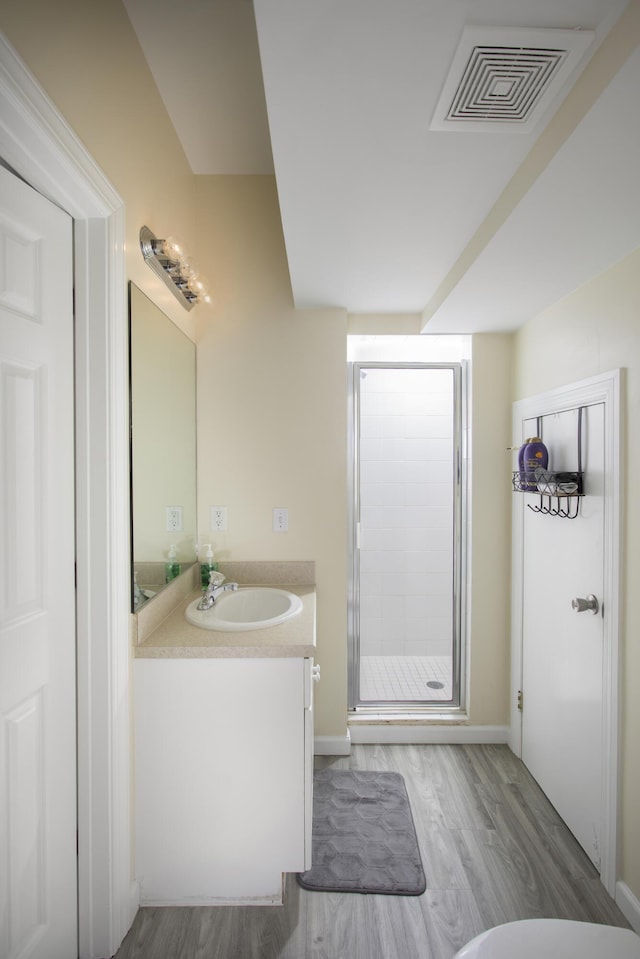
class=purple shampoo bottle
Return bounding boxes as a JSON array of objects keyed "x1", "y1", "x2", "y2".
[{"x1": 524, "y1": 437, "x2": 549, "y2": 489}]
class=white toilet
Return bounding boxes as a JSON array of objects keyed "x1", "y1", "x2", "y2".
[{"x1": 454, "y1": 919, "x2": 640, "y2": 959}]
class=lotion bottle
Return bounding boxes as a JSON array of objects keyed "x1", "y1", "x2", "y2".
[
  {"x1": 165, "y1": 544, "x2": 181, "y2": 583},
  {"x1": 200, "y1": 543, "x2": 218, "y2": 590}
]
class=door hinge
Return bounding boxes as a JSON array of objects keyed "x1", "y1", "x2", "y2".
[{"x1": 517, "y1": 689, "x2": 523, "y2": 711}]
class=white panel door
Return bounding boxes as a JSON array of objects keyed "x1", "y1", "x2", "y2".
[
  {"x1": 521, "y1": 403, "x2": 605, "y2": 869},
  {"x1": 0, "y1": 165, "x2": 76, "y2": 958}
]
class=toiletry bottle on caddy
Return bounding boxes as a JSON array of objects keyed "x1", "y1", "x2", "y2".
[
  {"x1": 523, "y1": 437, "x2": 548, "y2": 490},
  {"x1": 516, "y1": 437, "x2": 533, "y2": 490}
]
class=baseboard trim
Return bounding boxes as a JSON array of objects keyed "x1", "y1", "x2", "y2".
[
  {"x1": 348, "y1": 723, "x2": 509, "y2": 745},
  {"x1": 314, "y1": 731, "x2": 352, "y2": 755},
  {"x1": 140, "y1": 893, "x2": 284, "y2": 907},
  {"x1": 616, "y1": 881, "x2": 640, "y2": 934}
]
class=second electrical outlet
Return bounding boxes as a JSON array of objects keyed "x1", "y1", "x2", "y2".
[{"x1": 210, "y1": 506, "x2": 227, "y2": 532}]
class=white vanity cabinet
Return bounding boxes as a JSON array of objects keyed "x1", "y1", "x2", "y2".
[{"x1": 134, "y1": 654, "x2": 315, "y2": 905}]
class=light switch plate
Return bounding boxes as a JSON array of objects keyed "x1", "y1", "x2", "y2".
[{"x1": 273, "y1": 507, "x2": 288, "y2": 532}]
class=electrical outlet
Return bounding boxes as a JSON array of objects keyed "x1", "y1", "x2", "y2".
[
  {"x1": 273, "y1": 507, "x2": 288, "y2": 532},
  {"x1": 166, "y1": 506, "x2": 183, "y2": 532},
  {"x1": 210, "y1": 506, "x2": 227, "y2": 532}
]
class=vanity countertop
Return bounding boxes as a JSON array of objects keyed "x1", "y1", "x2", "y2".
[{"x1": 134, "y1": 584, "x2": 316, "y2": 659}]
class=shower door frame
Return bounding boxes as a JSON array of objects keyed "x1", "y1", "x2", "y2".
[{"x1": 348, "y1": 361, "x2": 467, "y2": 712}]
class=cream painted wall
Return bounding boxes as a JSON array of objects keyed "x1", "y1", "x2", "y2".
[
  {"x1": 513, "y1": 246, "x2": 640, "y2": 904},
  {"x1": 193, "y1": 175, "x2": 348, "y2": 737},
  {"x1": 0, "y1": 0, "x2": 199, "y2": 341},
  {"x1": 468, "y1": 335, "x2": 513, "y2": 724},
  {"x1": 347, "y1": 314, "x2": 422, "y2": 335}
]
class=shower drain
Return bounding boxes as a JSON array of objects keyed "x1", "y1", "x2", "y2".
[{"x1": 426, "y1": 681, "x2": 445, "y2": 690}]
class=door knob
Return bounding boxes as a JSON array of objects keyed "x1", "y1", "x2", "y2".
[{"x1": 571, "y1": 594, "x2": 599, "y2": 614}]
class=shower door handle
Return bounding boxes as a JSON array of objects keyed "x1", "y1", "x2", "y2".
[{"x1": 571, "y1": 594, "x2": 599, "y2": 614}]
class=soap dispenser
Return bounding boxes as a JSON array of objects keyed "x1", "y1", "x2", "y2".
[
  {"x1": 133, "y1": 571, "x2": 145, "y2": 610},
  {"x1": 165, "y1": 545, "x2": 181, "y2": 583},
  {"x1": 200, "y1": 543, "x2": 218, "y2": 589}
]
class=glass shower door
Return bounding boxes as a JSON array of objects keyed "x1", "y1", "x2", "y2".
[{"x1": 350, "y1": 363, "x2": 462, "y2": 708}]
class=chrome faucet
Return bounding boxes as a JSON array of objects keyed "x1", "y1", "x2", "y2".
[{"x1": 196, "y1": 578, "x2": 239, "y2": 611}]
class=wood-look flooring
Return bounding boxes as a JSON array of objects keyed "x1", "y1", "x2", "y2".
[{"x1": 114, "y1": 743, "x2": 629, "y2": 959}]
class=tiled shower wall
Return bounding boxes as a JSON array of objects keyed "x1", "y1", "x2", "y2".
[{"x1": 358, "y1": 368, "x2": 454, "y2": 658}]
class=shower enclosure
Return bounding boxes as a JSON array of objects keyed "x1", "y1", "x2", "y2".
[{"x1": 348, "y1": 362, "x2": 464, "y2": 710}]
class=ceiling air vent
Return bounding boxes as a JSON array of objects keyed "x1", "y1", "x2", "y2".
[{"x1": 431, "y1": 26, "x2": 594, "y2": 133}]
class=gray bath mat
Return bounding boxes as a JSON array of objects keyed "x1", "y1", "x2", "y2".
[{"x1": 297, "y1": 769, "x2": 426, "y2": 896}]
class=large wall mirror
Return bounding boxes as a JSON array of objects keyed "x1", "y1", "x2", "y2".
[{"x1": 129, "y1": 283, "x2": 197, "y2": 610}]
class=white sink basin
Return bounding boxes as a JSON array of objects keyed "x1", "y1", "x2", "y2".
[{"x1": 185, "y1": 587, "x2": 303, "y2": 631}]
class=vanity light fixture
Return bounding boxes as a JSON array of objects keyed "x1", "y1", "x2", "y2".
[{"x1": 140, "y1": 225, "x2": 211, "y2": 311}]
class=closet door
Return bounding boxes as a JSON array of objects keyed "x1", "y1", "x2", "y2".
[{"x1": 0, "y1": 164, "x2": 77, "y2": 958}]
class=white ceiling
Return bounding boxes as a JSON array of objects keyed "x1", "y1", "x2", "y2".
[{"x1": 123, "y1": 0, "x2": 639, "y2": 333}]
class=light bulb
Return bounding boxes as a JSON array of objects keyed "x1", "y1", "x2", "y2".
[
  {"x1": 161, "y1": 236, "x2": 184, "y2": 261},
  {"x1": 191, "y1": 275, "x2": 210, "y2": 302}
]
